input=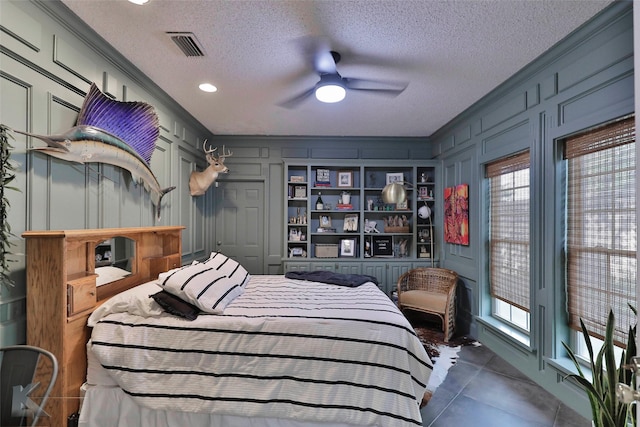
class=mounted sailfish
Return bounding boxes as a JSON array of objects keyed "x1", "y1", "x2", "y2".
[{"x1": 13, "y1": 83, "x2": 175, "y2": 220}]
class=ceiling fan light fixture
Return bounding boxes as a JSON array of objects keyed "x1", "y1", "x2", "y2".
[
  {"x1": 315, "y1": 84, "x2": 345, "y2": 103},
  {"x1": 315, "y1": 75, "x2": 346, "y2": 103}
]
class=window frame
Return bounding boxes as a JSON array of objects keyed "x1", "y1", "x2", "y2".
[
  {"x1": 486, "y1": 151, "x2": 532, "y2": 334},
  {"x1": 562, "y1": 116, "x2": 636, "y2": 349}
]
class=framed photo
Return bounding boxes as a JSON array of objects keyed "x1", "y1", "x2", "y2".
[
  {"x1": 396, "y1": 200, "x2": 408, "y2": 210},
  {"x1": 343, "y1": 213, "x2": 359, "y2": 232},
  {"x1": 290, "y1": 175, "x2": 305, "y2": 183},
  {"x1": 319, "y1": 215, "x2": 332, "y2": 228},
  {"x1": 419, "y1": 186, "x2": 429, "y2": 199},
  {"x1": 338, "y1": 171, "x2": 353, "y2": 188},
  {"x1": 386, "y1": 172, "x2": 404, "y2": 185},
  {"x1": 340, "y1": 239, "x2": 356, "y2": 257},
  {"x1": 290, "y1": 247, "x2": 304, "y2": 257}
]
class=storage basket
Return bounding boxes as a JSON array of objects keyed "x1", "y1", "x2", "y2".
[
  {"x1": 315, "y1": 244, "x2": 339, "y2": 258},
  {"x1": 383, "y1": 226, "x2": 410, "y2": 233}
]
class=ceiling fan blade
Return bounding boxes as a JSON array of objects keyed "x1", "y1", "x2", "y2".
[
  {"x1": 344, "y1": 77, "x2": 408, "y2": 90},
  {"x1": 347, "y1": 87, "x2": 407, "y2": 97},
  {"x1": 277, "y1": 87, "x2": 316, "y2": 109},
  {"x1": 344, "y1": 77, "x2": 408, "y2": 96}
]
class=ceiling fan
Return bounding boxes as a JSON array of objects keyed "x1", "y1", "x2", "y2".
[{"x1": 278, "y1": 40, "x2": 409, "y2": 108}]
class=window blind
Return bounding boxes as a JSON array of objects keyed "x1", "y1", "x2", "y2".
[
  {"x1": 565, "y1": 116, "x2": 635, "y2": 346},
  {"x1": 487, "y1": 151, "x2": 531, "y2": 312}
]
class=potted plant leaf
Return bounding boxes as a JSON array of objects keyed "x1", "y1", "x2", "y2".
[
  {"x1": 0, "y1": 124, "x2": 18, "y2": 288},
  {"x1": 562, "y1": 307, "x2": 637, "y2": 427}
]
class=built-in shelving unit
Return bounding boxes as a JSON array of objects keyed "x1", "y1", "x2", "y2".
[{"x1": 283, "y1": 161, "x2": 439, "y2": 294}]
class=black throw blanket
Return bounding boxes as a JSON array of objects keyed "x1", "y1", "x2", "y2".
[{"x1": 285, "y1": 270, "x2": 379, "y2": 287}]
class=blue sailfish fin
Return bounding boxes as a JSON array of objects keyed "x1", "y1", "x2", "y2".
[{"x1": 76, "y1": 83, "x2": 159, "y2": 165}]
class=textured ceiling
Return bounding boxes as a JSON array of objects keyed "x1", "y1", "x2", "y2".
[{"x1": 60, "y1": 0, "x2": 613, "y2": 138}]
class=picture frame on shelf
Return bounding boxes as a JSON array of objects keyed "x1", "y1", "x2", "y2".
[
  {"x1": 337, "y1": 171, "x2": 353, "y2": 188},
  {"x1": 386, "y1": 172, "x2": 404, "y2": 185},
  {"x1": 289, "y1": 247, "x2": 305, "y2": 257},
  {"x1": 419, "y1": 187, "x2": 429, "y2": 199},
  {"x1": 396, "y1": 200, "x2": 408, "y2": 210},
  {"x1": 290, "y1": 175, "x2": 305, "y2": 183},
  {"x1": 343, "y1": 214, "x2": 359, "y2": 232},
  {"x1": 372, "y1": 235, "x2": 393, "y2": 257},
  {"x1": 319, "y1": 215, "x2": 332, "y2": 228},
  {"x1": 340, "y1": 239, "x2": 356, "y2": 257}
]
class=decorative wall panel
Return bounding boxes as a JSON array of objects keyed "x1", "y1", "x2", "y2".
[
  {"x1": 53, "y1": 35, "x2": 96, "y2": 84},
  {"x1": 481, "y1": 92, "x2": 527, "y2": 132},
  {"x1": 1, "y1": 1, "x2": 42, "y2": 52}
]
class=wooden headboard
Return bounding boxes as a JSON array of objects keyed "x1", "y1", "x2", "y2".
[{"x1": 22, "y1": 226, "x2": 184, "y2": 427}]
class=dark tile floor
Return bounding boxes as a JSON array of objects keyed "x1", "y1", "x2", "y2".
[{"x1": 420, "y1": 343, "x2": 591, "y2": 427}]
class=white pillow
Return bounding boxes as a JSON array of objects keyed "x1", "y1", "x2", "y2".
[
  {"x1": 204, "y1": 252, "x2": 251, "y2": 286},
  {"x1": 158, "y1": 253, "x2": 250, "y2": 314}
]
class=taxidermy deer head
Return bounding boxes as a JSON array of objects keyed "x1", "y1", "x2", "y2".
[{"x1": 189, "y1": 141, "x2": 231, "y2": 196}]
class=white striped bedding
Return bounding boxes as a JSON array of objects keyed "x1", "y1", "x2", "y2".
[{"x1": 87, "y1": 275, "x2": 432, "y2": 427}]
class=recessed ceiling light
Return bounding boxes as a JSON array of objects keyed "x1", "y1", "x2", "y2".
[
  {"x1": 199, "y1": 83, "x2": 218, "y2": 93},
  {"x1": 128, "y1": 0, "x2": 150, "y2": 5}
]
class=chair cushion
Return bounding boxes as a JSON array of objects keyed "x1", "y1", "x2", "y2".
[{"x1": 399, "y1": 290, "x2": 448, "y2": 313}]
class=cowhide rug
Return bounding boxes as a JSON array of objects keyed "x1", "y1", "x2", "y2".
[{"x1": 410, "y1": 315, "x2": 479, "y2": 402}]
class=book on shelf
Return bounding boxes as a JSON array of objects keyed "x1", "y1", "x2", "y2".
[
  {"x1": 317, "y1": 227, "x2": 337, "y2": 233},
  {"x1": 336, "y1": 204, "x2": 353, "y2": 210}
]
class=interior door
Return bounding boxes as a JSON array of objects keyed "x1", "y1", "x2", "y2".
[{"x1": 214, "y1": 180, "x2": 264, "y2": 274}]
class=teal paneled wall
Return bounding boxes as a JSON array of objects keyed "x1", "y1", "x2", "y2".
[
  {"x1": 0, "y1": 0, "x2": 215, "y2": 345},
  {"x1": 430, "y1": 2, "x2": 634, "y2": 416}
]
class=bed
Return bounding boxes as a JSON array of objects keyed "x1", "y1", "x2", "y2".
[{"x1": 78, "y1": 267, "x2": 432, "y2": 427}]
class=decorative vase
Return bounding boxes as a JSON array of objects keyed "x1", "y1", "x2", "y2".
[{"x1": 341, "y1": 191, "x2": 351, "y2": 205}]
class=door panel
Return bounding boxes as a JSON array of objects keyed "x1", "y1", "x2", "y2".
[{"x1": 214, "y1": 180, "x2": 264, "y2": 274}]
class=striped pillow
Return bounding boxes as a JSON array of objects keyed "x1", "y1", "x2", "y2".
[{"x1": 158, "y1": 254, "x2": 250, "y2": 314}]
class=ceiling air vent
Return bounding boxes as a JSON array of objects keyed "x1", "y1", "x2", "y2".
[{"x1": 167, "y1": 32, "x2": 205, "y2": 57}]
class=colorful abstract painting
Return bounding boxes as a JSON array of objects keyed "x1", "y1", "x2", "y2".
[{"x1": 444, "y1": 184, "x2": 469, "y2": 245}]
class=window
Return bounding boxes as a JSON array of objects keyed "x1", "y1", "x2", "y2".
[
  {"x1": 487, "y1": 151, "x2": 531, "y2": 331},
  {"x1": 565, "y1": 116, "x2": 635, "y2": 348}
]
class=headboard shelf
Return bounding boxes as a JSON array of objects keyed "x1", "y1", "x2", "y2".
[
  {"x1": 67, "y1": 271, "x2": 98, "y2": 282},
  {"x1": 22, "y1": 225, "x2": 185, "y2": 426}
]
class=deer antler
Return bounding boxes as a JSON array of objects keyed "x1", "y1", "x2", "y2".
[
  {"x1": 202, "y1": 140, "x2": 217, "y2": 155},
  {"x1": 220, "y1": 145, "x2": 233, "y2": 158}
]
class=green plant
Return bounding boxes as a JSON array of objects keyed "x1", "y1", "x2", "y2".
[
  {"x1": 0, "y1": 125, "x2": 18, "y2": 288},
  {"x1": 562, "y1": 307, "x2": 637, "y2": 427}
]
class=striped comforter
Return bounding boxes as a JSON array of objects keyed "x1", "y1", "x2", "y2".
[{"x1": 87, "y1": 275, "x2": 432, "y2": 427}]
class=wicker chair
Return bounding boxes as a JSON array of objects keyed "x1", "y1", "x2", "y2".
[{"x1": 396, "y1": 268, "x2": 458, "y2": 342}]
